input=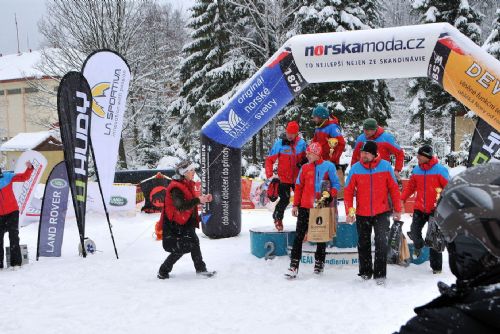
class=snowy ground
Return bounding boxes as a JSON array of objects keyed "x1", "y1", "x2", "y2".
[{"x1": 1, "y1": 208, "x2": 455, "y2": 334}]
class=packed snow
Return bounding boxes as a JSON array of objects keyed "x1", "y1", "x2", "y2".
[{"x1": 1, "y1": 207, "x2": 455, "y2": 334}]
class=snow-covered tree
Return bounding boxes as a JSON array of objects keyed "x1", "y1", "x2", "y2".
[
  {"x1": 35, "y1": 0, "x2": 188, "y2": 169},
  {"x1": 483, "y1": 8, "x2": 500, "y2": 60},
  {"x1": 167, "y1": 0, "x2": 255, "y2": 163},
  {"x1": 290, "y1": 0, "x2": 393, "y2": 143},
  {"x1": 409, "y1": 0, "x2": 482, "y2": 151}
]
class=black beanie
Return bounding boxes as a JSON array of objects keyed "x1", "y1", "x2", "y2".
[
  {"x1": 361, "y1": 140, "x2": 378, "y2": 156},
  {"x1": 418, "y1": 145, "x2": 433, "y2": 159}
]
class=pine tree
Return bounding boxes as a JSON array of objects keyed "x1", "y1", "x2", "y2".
[
  {"x1": 409, "y1": 0, "x2": 482, "y2": 151},
  {"x1": 484, "y1": 8, "x2": 500, "y2": 60},
  {"x1": 290, "y1": 0, "x2": 393, "y2": 143},
  {"x1": 167, "y1": 0, "x2": 254, "y2": 162}
]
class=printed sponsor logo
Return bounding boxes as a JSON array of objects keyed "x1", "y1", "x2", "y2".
[
  {"x1": 305, "y1": 37, "x2": 426, "y2": 57},
  {"x1": 50, "y1": 178, "x2": 68, "y2": 189},
  {"x1": 91, "y1": 82, "x2": 110, "y2": 118},
  {"x1": 109, "y1": 196, "x2": 128, "y2": 207},
  {"x1": 217, "y1": 109, "x2": 250, "y2": 139}
]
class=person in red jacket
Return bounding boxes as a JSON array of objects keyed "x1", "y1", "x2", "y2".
[
  {"x1": 401, "y1": 145, "x2": 449, "y2": 274},
  {"x1": 157, "y1": 160, "x2": 214, "y2": 279},
  {"x1": 265, "y1": 121, "x2": 307, "y2": 231},
  {"x1": 311, "y1": 104, "x2": 345, "y2": 166},
  {"x1": 0, "y1": 162, "x2": 33, "y2": 268},
  {"x1": 345, "y1": 141, "x2": 402, "y2": 285},
  {"x1": 285, "y1": 142, "x2": 340, "y2": 279},
  {"x1": 351, "y1": 118, "x2": 404, "y2": 180}
]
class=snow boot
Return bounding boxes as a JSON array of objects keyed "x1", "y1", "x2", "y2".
[
  {"x1": 413, "y1": 247, "x2": 422, "y2": 259},
  {"x1": 157, "y1": 272, "x2": 170, "y2": 280},
  {"x1": 432, "y1": 269, "x2": 442, "y2": 275},
  {"x1": 285, "y1": 259, "x2": 299, "y2": 279},
  {"x1": 197, "y1": 270, "x2": 216, "y2": 278},
  {"x1": 274, "y1": 219, "x2": 283, "y2": 232},
  {"x1": 313, "y1": 260, "x2": 324, "y2": 275}
]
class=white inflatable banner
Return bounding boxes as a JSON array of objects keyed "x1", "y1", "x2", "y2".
[
  {"x1": 201, "y1": 22, "x2": 500, "y2": 238},
  {"x1": 82, "y1": 50, "x2": 131, "y2": 205}
]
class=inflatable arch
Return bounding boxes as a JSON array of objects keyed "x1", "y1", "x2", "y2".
[{"x1": 200, "y1": 23, "x2": 500, "y2": 238}]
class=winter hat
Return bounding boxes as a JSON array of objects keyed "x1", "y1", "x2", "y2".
[
  {"x1": 418, "y1": 145, "x2": 433, "y2": 159},
  {"x1": 286, "y1": 121, "x2": 299, "y2": 134},
  {"x1": 306, "y1": 142, "x2": 322, "y2": 157},
  {"x1": 361, "y1": 140, "x2": 378, "y2": 156},
  {"x1": 176, "y1": 160, "x2": 195, "y2": 176},
  {"x1": 312, "y1": 104, "x2": 329, "y2": 119},
  {"x1": 363, "y1": 118, "x2": 378, "y2": 130}
]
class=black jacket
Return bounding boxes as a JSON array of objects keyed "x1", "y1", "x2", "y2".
[
  {"x1": 396, "y1": 279, "x2": 500, "y2": 334},
  {"x1": 162, "y1": 187, "x2": 200, "y2": 254}
]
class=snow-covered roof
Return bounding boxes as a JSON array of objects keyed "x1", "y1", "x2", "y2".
[
  {"x1": 0, "y1": 50, "x2": 48, "y2": 82},
  {"x1": 0, "y1": 131, "x2": 58, "y2": 151}
]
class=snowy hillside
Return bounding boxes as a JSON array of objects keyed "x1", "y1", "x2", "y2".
[{"x1": 1, "y1": 209, "x2": 454, "y2": 334}]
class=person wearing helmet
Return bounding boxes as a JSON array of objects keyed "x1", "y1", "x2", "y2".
[
  {"x1": 285, "y1": 142, "x2": 340, "y2": 279},
  {"x1": 401, "y1": 145, "x2": 450, "y2": 274},
  {"x1": 396, "y1": 162, "x2": 500, "y2": 333},
  {"x1": 157, "y1": 160, "x2": 215, "y2": 279},
  {"x1": 265, "y1": 121, "x2": 307, "y2": 231}
]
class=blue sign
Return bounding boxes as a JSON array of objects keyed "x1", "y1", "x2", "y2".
[{"x1": 202, "y1": 50, "x2": 308, "y2": 148}]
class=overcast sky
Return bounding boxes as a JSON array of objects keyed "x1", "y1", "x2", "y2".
[{"x1": 0, "y1": 0, "x2": 195, "y2": 55}]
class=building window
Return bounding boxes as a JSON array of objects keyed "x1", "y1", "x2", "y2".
[
  {"x1": 24, "y1": 87, "x2": 39, "y2": 94},
  {"x1": 0, "y1": 90, "x2": 4, "y2": 96},
  {"x1": 6, "y1": 88, "x2": 22, "y2": 95}
]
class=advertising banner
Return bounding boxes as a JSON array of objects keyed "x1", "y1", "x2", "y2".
[
  {"x1": 37, "y1": 161, "x2": 70, "y2": 258},
  {"x1": 82, "y1": 50, "x2": 131, "y2": 205},
  {"x1": 467, "y1": 118, "x2": 500, "y2": 166},
  {"x1": 57, "y1": 71, "x2": 92, "y2": 255}
]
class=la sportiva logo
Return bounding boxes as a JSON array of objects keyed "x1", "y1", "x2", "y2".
[
  {"x1": 305, "y1": 37, "x2": 426, "y2": 57},
  {"x1": 217, "y1": 109, "x2": 249, "y2": 139},
  {"x1": 91, "y1": 82, "x2": 110, "y2": 118}
]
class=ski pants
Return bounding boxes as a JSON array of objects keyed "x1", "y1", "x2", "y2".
[
  {"x1": 411, "y1": 210, "x2": 442, "y2": 271},
  {"x1": 272, "y1": 183, "x2": 294, "y2": 221},
  {"x1": 356, "y1": 212, "x2": 390, "y2": 279},
  {"x1": 159, "y1": 227, "x2": 206, "y2": 275},
  {"x1": 290, "y1": 208, "x2": 326, "y2": 267},
  {"x1": 0, "y1": 210, "x2": 22, "y2": 267}
]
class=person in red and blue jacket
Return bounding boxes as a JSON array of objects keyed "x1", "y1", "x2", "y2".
[
  {"x1": 311, "y1": 104, "x2": 345, "y2": 166},
  {"x1": 284, "y1": 142, "x2": 340, "y2": 279},
  {"x1": 401, "y1": 145, "x2": 449, "y2": 274},
  {"x1": 344, "y1": 141, "x2": 402, "y2": 284},
  {"x1": 0, "y1": 162, "x2": 33, "y2": 268},
  {"x1": 157, "y1": 160, "x2": 214, "y2": 279},
  {"x1": 265, "y1": 121, "x2": 306, "y2": 231},
  {"x1": 351, "y1": 118, "x2": 405, "y2": 180}
]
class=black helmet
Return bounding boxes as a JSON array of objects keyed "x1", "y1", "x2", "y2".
[
  {"x1": 434, "y1": 162, "x2": 500, "y2": 281},
  {"x1": 175, "y1": 160, "x2": 195, "y2": 177}
]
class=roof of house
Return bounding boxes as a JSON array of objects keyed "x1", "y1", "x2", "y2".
[
  {"x1": 0, "y1": 50, "x2": 46, "y2": 82},
  {"x1": 0, "y1": 131, "x2": 61, "y2": 151},
  {"x1": 0, "y1": 48, "x2": 68, "y2": 82}
]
